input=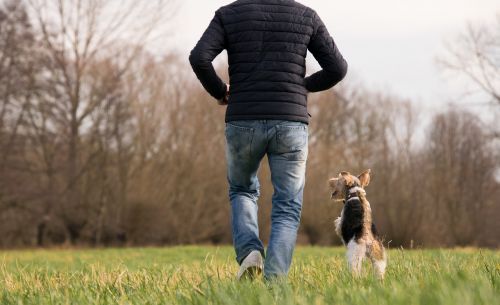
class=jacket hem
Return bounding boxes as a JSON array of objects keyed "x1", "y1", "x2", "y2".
[{"x1": 225, "y1": 114, "x2": 309, "y2": 124}]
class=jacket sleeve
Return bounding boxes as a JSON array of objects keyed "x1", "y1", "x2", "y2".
[
  {"x1": 304, "y1": 12, "x2": 348, "y2": 93},
  {"x1": 189, "y1": 10, "x2": 227, "y2": 100}
]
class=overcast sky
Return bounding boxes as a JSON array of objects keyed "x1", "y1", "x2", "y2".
[{"x1": 170, "y1": 0, "x2": 499, "y2": 110}]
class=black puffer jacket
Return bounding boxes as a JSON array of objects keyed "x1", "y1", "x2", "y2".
[{"x1": 189, "y1": 0, "x2": 347, "y2": 124}]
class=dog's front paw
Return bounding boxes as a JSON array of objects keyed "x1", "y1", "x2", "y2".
[
  {"x1": 334, "y1": 217, "x2": 342, "y2": 236},
  {"x1": 334, "y1": 217, "x2": 341, "y2": 227}
]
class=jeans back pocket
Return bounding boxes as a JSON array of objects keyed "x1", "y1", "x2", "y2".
[
  {"x1": 225, "y1": 122, "x2": 255, "y2": 160},
  {"x1": 275, "y1": 124, "x2": 308, "y2": 161}
]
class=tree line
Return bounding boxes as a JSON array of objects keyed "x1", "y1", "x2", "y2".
[{"x1": 0, "y1": 0, "x2": 498, "y2": 248}]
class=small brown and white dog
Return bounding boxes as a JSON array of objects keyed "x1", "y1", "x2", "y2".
[{"x1": 329, "y1": 169, "x2": 387, "y2": 279}]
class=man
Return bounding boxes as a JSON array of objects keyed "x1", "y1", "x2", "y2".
[{"x1": 189, "y1": 0, "x2": 347, "y2": 280}]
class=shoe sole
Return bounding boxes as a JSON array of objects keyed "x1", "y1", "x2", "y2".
[{"x1": 239, "y1": 266, "x2": 262, "y2": 280}]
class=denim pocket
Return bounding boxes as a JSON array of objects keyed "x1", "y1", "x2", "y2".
[
  {"x1": 275, "y1": 124, "x2": 308, "y2": 160},
  {"x1": 225, "y1": 122, "x2": 254, "y2": 160}
]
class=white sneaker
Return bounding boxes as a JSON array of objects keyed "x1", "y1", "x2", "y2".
[{"x1": 237, "y1": 250, "x2": 263, "y2": 280}]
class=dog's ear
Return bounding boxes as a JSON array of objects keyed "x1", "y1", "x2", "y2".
[
  {"x1": 340, "y1": 171, "x2": 355, "y2": 186},
  {"x1": 358, "y1": 169, "x2": 371, "y2": 187}
]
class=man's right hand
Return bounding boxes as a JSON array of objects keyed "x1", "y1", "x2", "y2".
[{"x1": 218, "y1": 84, "x2": 230, "y2": 106}]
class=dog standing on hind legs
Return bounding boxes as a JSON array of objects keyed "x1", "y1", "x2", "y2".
[{"x1": 329, "y1": 169, "x2": 387, "y2": 280}]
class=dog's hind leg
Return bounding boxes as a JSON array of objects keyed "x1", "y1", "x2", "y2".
[
  {"x1": 347, "y1": 239, "x2": 366, "y2": 277},
  {"x1": 367, "y1": 239, "x2": 387, "y2": 280}
]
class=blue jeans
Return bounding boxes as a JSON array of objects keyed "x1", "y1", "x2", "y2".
[{"x1": 225, "y1": 120, "x2": 308, "y2": 278}]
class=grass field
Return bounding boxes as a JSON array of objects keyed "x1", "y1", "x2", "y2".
[{"x1": 1, "y1": 246, "x2": 499, "y2": 305}]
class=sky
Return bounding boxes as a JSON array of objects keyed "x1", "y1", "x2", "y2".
[{"x1": 170, "y1": 0, "x2": 499, "y2": 110}]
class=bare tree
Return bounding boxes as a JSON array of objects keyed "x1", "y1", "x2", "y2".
[
  {"x1": 0, "y1": 0, "x2": 36, "y2": 169},
  {"x1": 438, "y1": 16, "x2": 500, "y2": 140},
  {"x1": 22, "y1": 0, "x2": 175, "y2": 244},
  {"x1": 0, "y1": 0, "x2": 45, "y2": 246},
  {"x1": 438, "y1": 16, "x2": 500, "y2": 104},
  {"x1": 425, "y1": 110, "x2": 498, "y2": 246}
]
